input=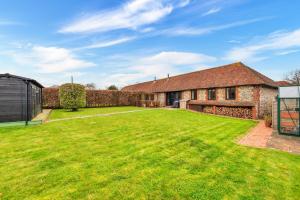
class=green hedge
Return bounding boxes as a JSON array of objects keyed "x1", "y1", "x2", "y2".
[{"x1": 59, "y1": 83, "x2": 86, "y2": 111}]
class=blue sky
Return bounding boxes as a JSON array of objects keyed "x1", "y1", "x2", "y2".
[{"x1": 0, "y1": 0, "x2": 299, "y2": 88}]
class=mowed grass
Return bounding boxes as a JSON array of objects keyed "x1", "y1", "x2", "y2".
[
  {"x1": 49, "y1": 106, "x2": 145, "y2": 120},
  {"x1": 0, "y1": 108, "x2": 300, "y2": 199}
]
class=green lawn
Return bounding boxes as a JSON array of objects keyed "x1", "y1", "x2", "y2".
[
  {"x1": 49, "y1": 106, "x2": 145, "y2": 120},
  {"x1": 0, "y1": 107, "x2": 300, "y2": 199}
]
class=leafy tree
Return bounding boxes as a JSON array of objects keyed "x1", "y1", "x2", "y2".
[
  {"x1": 59, "y1": 83, "x2": 86, "y2": 111},
  {"x1": 107, "y1": 85, "x2": 118, "y2": 90},
  {"x1": 85, "y1": 83, "x2": 96, "y2": 90},
  {"x1": 285, "y1": 70, "x2": 300, "y2": 85}
]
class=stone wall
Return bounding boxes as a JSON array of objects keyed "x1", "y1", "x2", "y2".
[
  {"x1": 156, "y1": 92, "x2": 166, "y2": 107},
  {"x1": 181, "y1": 90, "x2": 191, "y2": 100},
  {"x1": 239, "y1": 86, "x2": 254, "y2": 101},
  {"x1": 197, "y1": 89, "x2": 206, "y2": 100},
  {"x1": 152, "y1": 85, "x2": 278, "y2": 119},
  {"x1": 217, "y1": 88, "x2": 225, "y2": 101},
  {"x1": 259, "y1": 86, "x2": 278, "y2": 118}
]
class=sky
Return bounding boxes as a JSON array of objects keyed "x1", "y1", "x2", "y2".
[{"x1": 0, "y1": 0, "x2": 299, "y2": 88}]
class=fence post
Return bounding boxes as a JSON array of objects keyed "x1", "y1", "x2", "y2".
[{"x1": 277, "y1": 96, "x2": 280, "y2": 134}]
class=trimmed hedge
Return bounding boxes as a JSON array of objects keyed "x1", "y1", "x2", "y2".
[
  {"x1": 42, "y1": 88, "x2": 149, "y2": 109},
  {"x1": 59, "y1": 84, "x2": 86, "y2": 111},
  {"x1": 42, "y1": 88, "x2": 60, "y2": 109}
]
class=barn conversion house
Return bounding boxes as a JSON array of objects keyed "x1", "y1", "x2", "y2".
[
  {"x1": 0, "y1": 74, "x2": 43, "y2": 123},
  {"x1": 122, "y1": 62, "x2": 279, "y2": 119}
]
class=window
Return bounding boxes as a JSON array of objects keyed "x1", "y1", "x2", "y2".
[
  {"x1": 208, "y1": 88, "x2": 216, "y2": 100},
  {"x1": 226, "y1": 87, "x2": 236, "y2": 100},
  {"x1": 191, "y1": 89, "x2": 197, "y2": 100}
]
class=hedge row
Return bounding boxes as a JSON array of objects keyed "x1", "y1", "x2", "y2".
[
  {"x1": 43, "y1": 88, "x2": 60, "y2": 109},
  {"x1": 42, "y1": 88, "x2": 144, "y2": 109}
]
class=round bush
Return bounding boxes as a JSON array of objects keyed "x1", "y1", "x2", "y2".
[{"x1": 59, "y1": 83, "x2": 86, "y2": 111}]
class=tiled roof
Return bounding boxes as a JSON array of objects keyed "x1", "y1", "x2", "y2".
[
  {"x1": 122, "y1": 62, "x2": 277, "y2": 93},
  {"x1": 275, "y1": 81, "x2": 291, "y2": 87}
]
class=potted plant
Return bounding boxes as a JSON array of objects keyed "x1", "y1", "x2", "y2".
[{"x1": 264, "y1": 114, "x2": 272, "y2": 127}]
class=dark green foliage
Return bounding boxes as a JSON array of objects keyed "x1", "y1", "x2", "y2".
[
  {"x1": 107, "y1": 85, "x2": 118, "y2": 90},
  {"x1": 59, "y1": 83, "x2": 86, "y2": 111}
]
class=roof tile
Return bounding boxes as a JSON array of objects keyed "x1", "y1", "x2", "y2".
[{"x1": 122, "y1": 62, "x2": 277, "y2": 92}]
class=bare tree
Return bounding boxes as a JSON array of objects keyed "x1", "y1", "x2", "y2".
[
  {"x1": 107, "y1": 85, "x2": 118, "y2": 90},
  {"x1": 285, "y1": 70, "x2": 300, "y2": 85},
  {"x1": 85, "y1": 83, "x2": 96, "y2": 90}
]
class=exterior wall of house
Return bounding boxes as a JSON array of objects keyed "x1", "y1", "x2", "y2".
[
  {"x1": 181, "y1": 90, "x2": 191, "y2": 100},
  {"x1": 217, "y1": 88, "x2": 225, "y2": 101},
  {"x1": 238, "y1": 86, "x2": 254, "y2": 101},
  {"x1": 156, "y1": 92, "x2": 166, "y2": 107},
  {"x1": 153, "y1": 85, "x2": 278, "y2": 119},
  {"x1": 197, "y1": 89, "x2": 206, "y2": 100},
  {"x1": 259, "y1": 86, "x2": 278, "y2": 118}
]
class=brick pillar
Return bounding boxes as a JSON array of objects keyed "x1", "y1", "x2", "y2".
[
  {"x1": 252, "y1": 106, "x2": 257, "y2": 119},
  {"x1": 272, "y1": 100, "x2": 278, "y2": 130},
  {"x1": 213, "y1": 105, "x2": 216, "y2": 114},
  {"x1": 252, "y1": 86, "x2": 261, "y2": 118}
]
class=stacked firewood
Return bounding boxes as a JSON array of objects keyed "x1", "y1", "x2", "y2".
[
  {"x1": 203, "y1": 106, "x2": 214, "y2": 114},
  {"x1": 216, "y1": 106, "x2": 252, "y2": 119}
]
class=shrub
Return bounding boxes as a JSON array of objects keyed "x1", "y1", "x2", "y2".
[
  {"x1": 107, "y1": 85, "x2": 118, "y2": 90},
  {"x1": 59, "y1": 83, "x2": 86, "y2": 111}
]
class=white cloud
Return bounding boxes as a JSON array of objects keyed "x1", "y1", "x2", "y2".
[
  {"x1": 159, "y1": 17, "x2": 270, "y2": 36},
  {"x1": 11, "y1": 46, "x2": 96, "y2": 73},
  {"x1": 0, "y1": 19, "x2": 22, "y2": 26},
  {"x1": 128, "y1": 51, "x2": 216, "y2": 81},
  {"x1": 75, "y1": 36, "x2": 136, "y2": 50},
  {"x1": 228, "y1": 40, "x2": 241, "y2": 44},
  {"x1": 59, "y1": 0, "x2": 190, "y2": 34},
  {"x1": 91, "y1": 51, "x2": 216, "y2": 88},
  {"x1": 276, "y1": 49, "x2": 300, "y2": 56},
  {"x1": 224, "y1": 28, "x2": 300, "y2": 62},
  {"x1": 178, "y1": 0, "x2": 190, "y2": 8},
  {"x1": 202, "y1": 7, "x2": 221, "y2": 16}
]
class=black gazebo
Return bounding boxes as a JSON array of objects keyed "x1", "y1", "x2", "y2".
[{"x1": 0, "y1": 73, "x2": 44, "y2": 123}]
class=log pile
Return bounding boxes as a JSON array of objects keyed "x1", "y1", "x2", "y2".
[
  {"x1": 188, "y1": 104, "x2": 253, "y2": 119},
  {"x1": 216, "y1": 106, "x2": 253, "y2": 119},
  {"x1": 203, "y1": 106, "x2": 214, "y2": 114}
]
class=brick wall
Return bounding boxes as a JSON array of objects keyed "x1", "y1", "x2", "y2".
[{"x1": 272, "y1": 100, "x2": 278, "y2": 130}]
